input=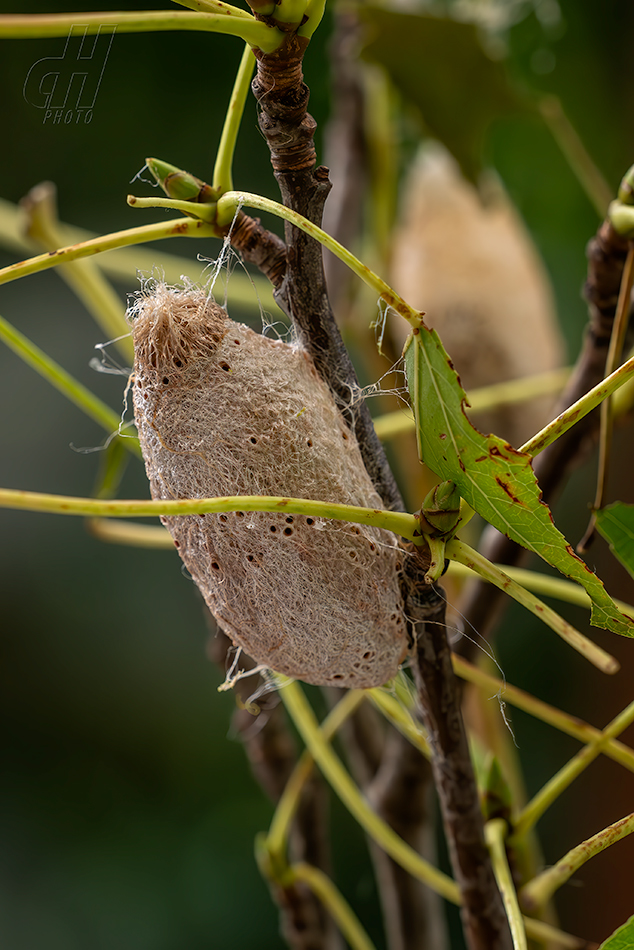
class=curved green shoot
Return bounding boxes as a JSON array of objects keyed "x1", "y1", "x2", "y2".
[
  {"x1": 373, "y1": 367, "x2": 571, "y2": 442},
  {"x1": 367, "y1": 688, "x2": 430, "y2": 759},
  {"x1": 520, "y1": 811, "x2": 634, "y2": 912},
  {"x1": 298, "y1": 0, "x2": 327, "y2": 38},
  {"x1": 290, "y1": 863, "x2": 377, "y2": 950},
  {"x1": 513, "y1": 699, "x2": 634, "y2": 841},
  {"x1": 0, "y1": 218, "x2": 219, "y2": 287},
  {"x1": 172, "y1": 0, "x2": 254, "y2": 19},
  {"x1": 276, "y1": 677, "x2": 460, "y2": 903},
  {"x1": 127, "y1": 194, "x2": 218, "y2": 220},
  {"x1": 266, "y1": 689, "x2": 366, "y2": 860},
  {"x1": 453, "y1": 655, "x2": 634, "y2": 774},
  {"x1": 21, "y1": 183, "x2": 132, "y2": 361},
  {"x1": 0, "y1": 11, "x2": 283, "y2": 53},
  {"x1": 275, "y1": 678, "x2": 584, "y2": 948},
  {"x1": 0, "y1": 197, "x2": 271, "y2": 309},
  {"x1": 538, "y1": 96, "x2": 613, "y2": 218},
  {"x1": 446, "y1": 539, "x2": 619, "y2": 674},
  {"x1": 86, "y1": 520, "x2": 171, "y2": 548},
  {"x1": 213, "y1": 44, "x2": 256, "y2": 194},
  {"x1": 0, "y1": 487, "x2": 419, "y2": 538},
  {"x1": 446, "y1": 561, "x2": 634, "y2": 617},
  {"x1": 520, "y1": 356, "x2": 634, "y2": 458},
  {"x1": 0, "y1": 312, "x2": 140, "y2": 458},
  {"x1": 215, "y1": 191, "x2": 423, "y2": 330},
  {"x1": 485, "y1": 818, "x2": 527, "y2": 950}
]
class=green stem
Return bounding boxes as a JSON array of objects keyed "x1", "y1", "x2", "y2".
[
  {"x1": 0, "y1": 219, "x2": 219, "y2": 287},
  {"x1": 513, "y1": 698, "x2": 634, "y2": 840},
  {"x1": 172, "y1": 0, "x2": 254, "y2": 19},
  {"x1": 373, "y1": 368, "x2": 570, "y2": 442},
  {"x1": 127, "y1": 195, "x2": 217, "y2": 220},
  {"x1": 424, "y1": 535, "x2": 447, "y2": 583},
  {"x1": 367, "y1": 688, "x2": 430, "y2": 759},
  {"x1": 276, "y1": 678, "x2": 582, "y2": 948},
  {"x1": 485, "y1": 819, "x2": 527, "y2": 950},
  {"x1": 298, "y1": 0, "x2": 327, "y2": 39},
  {"x1": 520, "y1": 355, "x2": 634, "y2": 458},
  {"x1": 452, "y1": 654, "x2": 634, "y2": 774},
  {"x1": 446, "y1": 539, "x2": 619, "y2": 675},
  {"x1": 0, "y1": 488, "x2": 419, "y2": 537},
  {"x1": 276, "y1": 677, "x2": 460, "y2": 903},
  {"x1": 212, "y1": 43, "x2": 255, "y2": 194},
  {"x1": 446, "y1": 561, "x2": 634, "y2": 617},
  {"x1": 86, "y1": 520, "x2": 171, "y2": 548},
  {"x1": 0, "y1": 196, "x2": 270, "y2": 309},
  {"x1": 216, "y1": 191, "x2": 422, "y2": 329},
  {"x1": 22, "y1": 183, "x2": 132, "y2": 362},
  {"x1": 290, "y1": 863, "x2": 377, "y2": 950},
  {"x1": 520, "y1": 810, "x2": 634, "y2": 912},
  {"x1": 0, "y1": 11, "x2": 282, "y2": 52},
  {"x1": 266, "y1": 689, "x2": 366, "y2": 858},
  {"x1": 0, "y1": 312, "x2": 140, "y2": 457},
  {"x1": 539, "y1": 96, "x2": 613, "y2": 218}
]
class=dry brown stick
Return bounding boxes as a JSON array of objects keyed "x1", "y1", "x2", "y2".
[
  {"x1": 458, "y1": 219, "x2": 633, "y2": 647},
  {"x1": 404, "y1": 553, "x2": 513, "y2": 950}
]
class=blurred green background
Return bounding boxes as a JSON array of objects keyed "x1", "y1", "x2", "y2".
[{"x1": 1, "y1": 1, "x2": 634, "y2": 948}]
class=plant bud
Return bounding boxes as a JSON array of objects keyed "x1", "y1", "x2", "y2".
[
  {"x1": 419, "y1": 480, "x2": 461, "y2": 536},
  {"x1": 130, "y1": 282, "x2": 407, "y2": 688}
]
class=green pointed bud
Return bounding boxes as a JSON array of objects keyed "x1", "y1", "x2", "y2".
[
  {"x1": 481, "y1": 755, "x2": 513, "y2": 824},
  {"x1": 146, "y1": 157, "x2": 217, "y2": 204},
  {"x1": 618, "y1": 163, "x2": 634, "y2": 206},
  {"x1": 418, "y1": 480, "x2": 461, "y2": 537}
]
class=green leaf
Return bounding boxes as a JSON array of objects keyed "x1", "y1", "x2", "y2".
[
  {"x1": 598, "y1": 915, "x2": 634, "y2": 949},
  {"x1": 403, "y1": 326, "x2": 634, "y2": 638},
  {"x1": 359, "y1": 6, "x2": 527, "y2": 182},
  {"x1": 596, "y1": 502, "x2": 634, "y2": 579}
]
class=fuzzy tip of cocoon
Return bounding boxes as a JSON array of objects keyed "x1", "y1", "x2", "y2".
[{"x1": 128, "y1": 282, "x2": 228, "y2": 373}]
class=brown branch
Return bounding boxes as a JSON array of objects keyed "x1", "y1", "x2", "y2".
[
  {"x1": 228, "y1": 209, "x2": 288, "y2": 289},
  {"x1": 250, "y1": 37, "x2": 403, "y2": 510},
  {"x1": 403, "y1": 550, "x2": 513, "y2": 950},
  {"x1": 458, "y1": 219, "x2": 633, "y2": 648}
]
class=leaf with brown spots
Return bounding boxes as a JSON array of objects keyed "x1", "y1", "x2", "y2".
[{"x1": 403, "y1": 325, "x2": 634, "y2": 638}]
